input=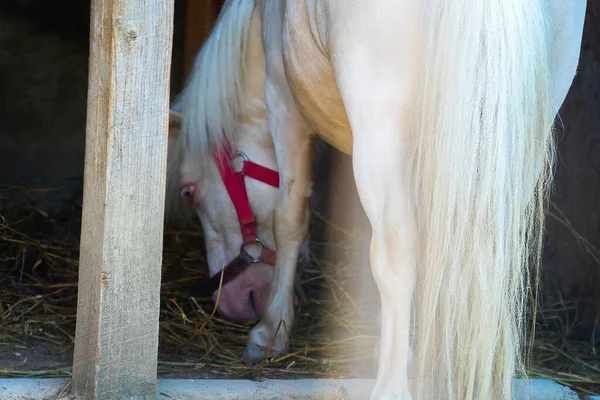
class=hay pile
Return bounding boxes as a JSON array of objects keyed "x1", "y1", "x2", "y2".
[
  {"x1": 0, "y1": 184, "x2": 379, "y2": 381},
  {"x1": 0, "y1": 184, "x2": 598, "y2": 395}
]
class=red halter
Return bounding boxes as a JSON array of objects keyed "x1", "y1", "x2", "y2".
[
  {"x1": 182, "y1": 141, "x2": 308, "y2": 306},
  {"x1": 206, "y1": 142, "x2": 280, "y2": 293}
]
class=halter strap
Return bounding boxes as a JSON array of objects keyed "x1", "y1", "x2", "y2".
[{"x1": 205, "y1": 142, "x2": 280, "y2": 293}]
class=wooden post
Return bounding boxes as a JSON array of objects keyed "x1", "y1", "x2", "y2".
[
  {"x1": 183, "y1": 0, "x2": 224, "y2": 78},
  {"x1": 71, "y1": 0, "x2": 174, "y2": 398}
]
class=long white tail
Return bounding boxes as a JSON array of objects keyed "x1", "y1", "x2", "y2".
[{"x1": 410, "y1": 1, "x2": 554, "y2": 398}]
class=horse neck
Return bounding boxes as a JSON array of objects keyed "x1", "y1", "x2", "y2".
[{"x1": 233, "y1": 96, "x2": 276, "y2": 171}]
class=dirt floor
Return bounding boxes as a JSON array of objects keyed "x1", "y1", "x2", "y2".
[{"x1": 0, "y1": 183, "x2": 598, "y2": 395}]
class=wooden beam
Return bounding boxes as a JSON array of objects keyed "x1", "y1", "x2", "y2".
[
  {"x1": 183, "y1": 0, "x2": 224, "y2": 78},
  {"x1": 1, "y1": 378, "x2": 575, "y2": 400},
  {"x1": 72, "y1": 0, "x2": 174, "y2": 398}
]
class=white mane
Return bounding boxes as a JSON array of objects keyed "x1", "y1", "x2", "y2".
[
  {"x1": 165, "y1": 0, "x2": 257, "y2": 223},
  {"x1": 173, "y1": 0, "x2": 256, "y2": 174}
]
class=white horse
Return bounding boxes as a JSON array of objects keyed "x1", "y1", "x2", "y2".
[{"x1": 167, "y1": 0, "x2": 587, "y2": 398}]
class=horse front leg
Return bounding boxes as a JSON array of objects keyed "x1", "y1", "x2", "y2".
[{"x1": 242, "y1": 76, "x2": 315, "y2": 363}]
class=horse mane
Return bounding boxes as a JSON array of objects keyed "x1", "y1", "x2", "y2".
[
  {"x1": 172, "y1": 0, "x2": 256, "y2": 174},
  {"x1": 165, "y1": 0, "x2": 257, "y2": 223}
]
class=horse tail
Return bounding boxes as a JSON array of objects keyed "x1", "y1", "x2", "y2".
[
  {"x1": 173, "y1": 0, "x2": 257, "y2": 171},
  {"x1": 411, "y1": 1, "x2": 554, "y2": 398}
]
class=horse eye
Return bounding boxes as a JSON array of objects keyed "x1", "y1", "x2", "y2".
[
  {"x1": 180, "y1": 188, "x2": 191, "y2": 197},
  {"x1": 180, "y1": 185, "x2": 195, "y2": 200}
]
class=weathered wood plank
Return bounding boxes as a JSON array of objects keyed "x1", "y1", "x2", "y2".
[
  {"x1": 72, "y1": 0, "x2": 174, "y2": 398},
  {"x1": 0, "y1": 378, "x2": 579, "y2": 400},
  {"x1": 183, "y1": 0, "x2": 223, "y2": 77}
]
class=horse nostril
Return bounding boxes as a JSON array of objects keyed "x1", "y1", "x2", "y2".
[{"x1": 248, "y1": 290, "x2": 257, "y2": 315}]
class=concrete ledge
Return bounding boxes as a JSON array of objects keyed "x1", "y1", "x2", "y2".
[{"x1": 0, "y1": 377, "x2": 583, "y2": 399}]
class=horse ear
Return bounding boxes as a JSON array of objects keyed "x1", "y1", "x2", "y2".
[{"x1": 168, "y1": 110, "x2": 182, "y2": 140}]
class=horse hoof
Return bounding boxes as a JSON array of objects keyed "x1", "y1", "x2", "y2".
[
  {"x1": 241, "y1": 342, "x2": 285, "y2": 365},
  {"x1": 241, "y1": 342, "x2": 267, "y2": 364}
]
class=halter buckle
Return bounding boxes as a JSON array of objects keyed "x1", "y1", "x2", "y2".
[
  {"x1": 231, "y1": 152, "x2": 249, "y2": 174},
  {"x1": 240, "y1": 238, "x2": 266, "y2": 264}
]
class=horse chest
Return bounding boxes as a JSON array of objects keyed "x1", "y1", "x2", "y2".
[{"x1": 282, "y1": 0, "x2": 353, "y2": 155}]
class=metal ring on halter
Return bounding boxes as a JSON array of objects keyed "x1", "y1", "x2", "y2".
[
  {"x1": 240, "y1": 238, "x2": 266, "y2": 263},
  {"x1": 231, "y1": 152, "x2": 249, "y2": 173}
]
